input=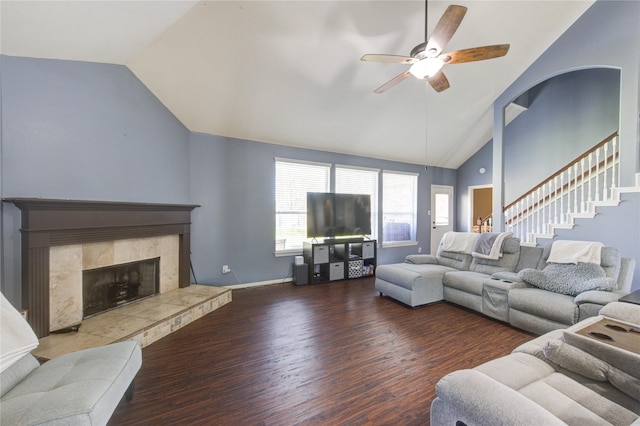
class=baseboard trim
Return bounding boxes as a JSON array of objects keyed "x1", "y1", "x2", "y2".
[{"x1": 223, "y1": 278, "x2": 292, "y2": 289}]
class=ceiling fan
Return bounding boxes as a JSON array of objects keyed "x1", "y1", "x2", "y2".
[{"x1": 361, "y1": 3, "x2": 510, "y2": 93}]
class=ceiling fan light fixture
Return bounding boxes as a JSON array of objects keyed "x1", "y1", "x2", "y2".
[{"x1": 409, "y1": 57, "x2": 444, "y2": 79}]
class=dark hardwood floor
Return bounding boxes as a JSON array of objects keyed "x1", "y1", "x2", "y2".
[{"x1": 110, "y1": 277, "x2": 533, "y2": 425}]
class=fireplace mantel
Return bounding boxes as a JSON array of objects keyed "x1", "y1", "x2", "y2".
[{"x1": 4, "y1": 198, "x2": 199, "y2": 338}]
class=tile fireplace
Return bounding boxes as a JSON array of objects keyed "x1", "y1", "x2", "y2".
[{"x1": 4, "y1": 198, "x2": 199, "y2": 338}]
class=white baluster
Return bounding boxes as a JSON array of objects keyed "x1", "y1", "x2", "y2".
[
  {"x1": 573, "y1": 163, "x2": 579, "y2": 213},
  {"x1": 538, "y1": 187, "x2": 544, "y2": 234},
  {"x1": 514, "y1": 202, "x2": 520, "y2": 241},
  {"x1": 528, "y1": 193, "x2": 533, "y2": 242},
  {"x1": 548, "y1": 181, "x2": 553, "y2": 226},
  {"x1": 566, "y1": 167, "x2": 572, "y2": 215},
  {"x1": 611, "y1": 136, "x2": 618, "y2": 191},
  {"x1": 588, "y1": 153, "x2": 593, "y2": 208},
  {"x1": 595, "y1": 148, "x2": 601, "y2": 202},
  {"x1": 603, "y1": 142, "x2": 610, "y2": 200},
  {"x1": 560, "y1": 173, "x2": 565, "y2": 223},
  {"x1": 580, "y1": 158, "x2": 586, "y2": 212},
  {"x1": 554, "y1": 176, "x2": 559, "y2": 224}
]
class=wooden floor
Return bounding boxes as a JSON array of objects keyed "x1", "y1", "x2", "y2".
[{"x1": 110, "y1": 277, "x2": 533, "y2": 425}]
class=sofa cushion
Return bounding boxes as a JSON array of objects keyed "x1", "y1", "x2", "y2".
[
  {"x1": 543, "y1": 338, "x2": 640, "y2": 400},
  {"x1": 509, "y1": 288, "x2": 578, "y2": 325},
  {"x1": 469, "y1": 237, "x2": 520, "y2": 275},
  {"x1": 600, "y1": 247, "x2": 622, "y2": 284},
  {"x1": 477, "y1": 353, "x2": 638, "y2": 425},
  {"x1": 442, "y1": 271, "x2": 488, "y2": 295},
  {"x1": 436, "y1": 250, "x2": 472, "y2": 271},
  {"x1": 600, "y1": 301, "x2": 640, "y2": 326},
  {"x1": 519, "y1": 372, "x2": 639, "y2": 425},
  {"x1": 516, "y1": 245, "x2": 545, "y2": 271},
  {"x1": 519, "y1": 262, "x2": 616, "y2": 296},
  {"x1": 375, "y1": 263, "x2": 454, "y2": 291},
  {"x1": 1, "y1": 340, "x2": 141, "y2": 425},
  {"x1": 540, "y1": 245, "x2": 621, "y2": 283}
]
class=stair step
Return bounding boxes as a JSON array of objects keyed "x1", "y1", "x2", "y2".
[
  {"x1": 592, "y1": 200, "x2": 620, "y2": 207},
  {"x1": 552, "y1": 223, "x2": 574, "y2": 230},
  {"x1": 569, "y1": 212, "x2": 596, "y2": 220}
]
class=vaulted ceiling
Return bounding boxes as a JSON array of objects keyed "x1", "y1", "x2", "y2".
[{"x1": 1, "y1": 1, "x2": 594, "y2": 168}]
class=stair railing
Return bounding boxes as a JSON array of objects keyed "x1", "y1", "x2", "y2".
[{"x1": 504, "y1": 131, "x2": 619, "y2": 244}]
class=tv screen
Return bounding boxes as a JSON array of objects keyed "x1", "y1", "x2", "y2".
[{"x1": 307, "y1": 193, "x2": 371, "y2": 238}]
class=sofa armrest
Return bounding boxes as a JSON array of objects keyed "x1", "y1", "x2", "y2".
[
  {"x1": 617, "y1": 257, "x2": 636, "y2": 292},
  {"x1": 433, "y1": 369, "x2": 564, "y2": 425},
  {"x1": 574, "y1": 290, "x2": 627, "y2": 306},
  {"x1": 404, "y1": 254, "x2": 438, "y2": 265},
  {"x1": 484, "y1": 276, "x2": 527, "y2": 291}
]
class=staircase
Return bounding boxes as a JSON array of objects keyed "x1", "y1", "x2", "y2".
[{"x1": 503, "y1": 132, "x2": 640, "y2": 245}]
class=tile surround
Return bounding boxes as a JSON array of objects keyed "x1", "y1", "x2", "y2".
[
  {"x1": 34, "y1": 284, "x2": 231, "y2": 360},
  {"x1": 49, "y1": 235, "x2": 179, "y2": 331}
]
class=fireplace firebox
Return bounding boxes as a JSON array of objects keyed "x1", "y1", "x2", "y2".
[{"x1": 83, "y1": 257, "x2": 160, "y2": 318}]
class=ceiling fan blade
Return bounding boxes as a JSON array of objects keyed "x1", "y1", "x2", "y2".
[
  {"x1": 361, "y1": 54, "x2": 415, "y2": 64},
  {"x1": 424, "y1": 5, "x2": 467, "y2": 57},
  {"x1": 441, "y1": 44, "x2": 510, "y2": 64},
  {"x1": 427, "y1": 70, "x2": 450, "y2": 93},
  {"x1": 373, "y1": 71, "x2": 412, "y2": 94}
]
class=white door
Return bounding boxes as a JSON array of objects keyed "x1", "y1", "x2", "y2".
[{"x1": 430, "y1": 185, "x2": 454, "y2": 254}]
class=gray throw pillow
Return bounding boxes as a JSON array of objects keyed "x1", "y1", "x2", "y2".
[{"x1": 518, "y1": 262, "x2": 616, "y2": 296}]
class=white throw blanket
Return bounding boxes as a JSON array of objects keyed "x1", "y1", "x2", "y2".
[
  {"x1": 1, "y1": 292, "x2": 39, "y2": 372},
  {"x1": 441, "y1": 232, "x2": 479, "y2": 254},
  {"x1": 471, "y1": 232, "x2": 512, "y2": 260},
  {"x1": 547, "y1": 240, "x2": 604, "y2": 265}
]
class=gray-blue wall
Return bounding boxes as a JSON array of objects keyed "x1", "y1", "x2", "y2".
[
  {"x1": 0, "y1": 55, "x2": 191, "y2": 304},
  {"x1": 189, "y1": 132, "x2": 456, "y2": 285},
  {"x1": 455, "y1": 140, "x2": 492, "y2": 232},
  {"x1": 503, "y1": 68, "x2": 620, "y2": 204},
  {"x1": 0, "y1": 54, "x2": 456, "y2": 301}
]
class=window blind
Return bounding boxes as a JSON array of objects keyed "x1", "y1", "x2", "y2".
[
  {"x1": 382, "y1": 171, "x2": 417, "y2": 244},
  {"x1": 275, "y1": 159, "x2": 330, "y2": 252}
]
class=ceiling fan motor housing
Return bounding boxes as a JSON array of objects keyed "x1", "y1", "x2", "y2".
[{"x1": 410, "y1": 42, "x2": 429, "y2": 59}]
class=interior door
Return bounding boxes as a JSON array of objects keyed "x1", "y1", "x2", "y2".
[{"x1": 430, "y1": 185, "x2": 454, "y2": 254}]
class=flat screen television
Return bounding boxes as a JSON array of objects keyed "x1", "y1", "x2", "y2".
[{"x1": 306, "y1": 192, "x2": 371, "y2": 238}]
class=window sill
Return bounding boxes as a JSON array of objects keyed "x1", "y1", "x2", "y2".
[
  {"x1": 381, "y1": 241, "x2": 418, "y2": 249},
  {"x1": 274, "y1": 249, "x2": 303, "y2": 257}
]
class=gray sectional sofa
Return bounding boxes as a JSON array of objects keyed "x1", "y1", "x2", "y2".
[
  {"x1": 1, "y1": 291, "x2": 142, "y2": 425},
  {"x1": 375, "y1": 235, "x2": 636, "y2": 335},
  {"x1": 430, "y1": 301, "x2": 640, "y2": 425}
]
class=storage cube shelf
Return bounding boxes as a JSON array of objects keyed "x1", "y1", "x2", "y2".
[{"x1": 303, "y1": 239, "x2": 377, "y2": 284}]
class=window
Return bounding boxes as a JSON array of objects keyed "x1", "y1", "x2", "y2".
[
  {"x1": 275, "y1": 159, "x2": 330, "y2": 253},
  {"x1": 434, "y1": 193, "x2": 450, "y2": 226},
  {"x1": 335, "y1": 165, "x2": 379, "y2": 240},
  {"x1": 382, "y1": 171, "x2": 418, "y2": 245}
]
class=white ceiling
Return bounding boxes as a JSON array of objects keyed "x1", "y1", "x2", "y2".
[{"x1": 1, "y1": 0, "x2": 594, "y2": 168}]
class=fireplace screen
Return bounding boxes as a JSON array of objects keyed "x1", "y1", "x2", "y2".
[{"x1": 83, "y1": 257, "x2": 160, "y2": 318}]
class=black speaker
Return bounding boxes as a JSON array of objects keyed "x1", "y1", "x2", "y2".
[{"x1": 293, "y1": 264, "x2": 308, "y2": 285}]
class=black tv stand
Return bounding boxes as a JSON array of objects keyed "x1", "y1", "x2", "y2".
[
  {"x1": 321, "y1": 237, "x2": 364, "y2": 244},
  {"x1": 302, "y1": 239, "x2": 376, "y2": 284}
]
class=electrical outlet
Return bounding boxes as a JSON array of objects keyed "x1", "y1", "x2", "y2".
[
  {"x1": 418, "y1": 247, "x2": 422, "y2": 253},
  {"x1": 222, "y1": 265, "x2": 231, "y2": 274}
]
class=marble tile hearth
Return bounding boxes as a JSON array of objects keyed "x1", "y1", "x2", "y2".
[{"x1": 33, "y1": 284, "x2": 231, "y2": 360}]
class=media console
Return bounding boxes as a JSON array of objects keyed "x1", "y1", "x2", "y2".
[{"x1": 302, "y1": 239, "x2": 376, "y2": 284}]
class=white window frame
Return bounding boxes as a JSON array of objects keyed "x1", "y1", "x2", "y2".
[{"x1": 381, "y1": 170, "x2": 418, "y2": 247}]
